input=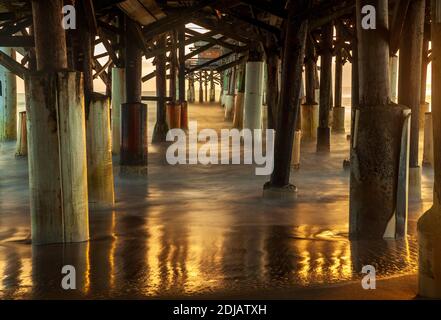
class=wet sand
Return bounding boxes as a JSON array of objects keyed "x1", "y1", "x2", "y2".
[{"x1": 0, "y1": 101, "x2": 432, "y2": 299}]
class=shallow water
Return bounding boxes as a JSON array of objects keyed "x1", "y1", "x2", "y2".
[{"x1": 0, "y1": 100, "x2": 433, "y2": 299}]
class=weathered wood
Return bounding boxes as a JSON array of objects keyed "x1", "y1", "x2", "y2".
[
  {"x1": 125, "y1": 18, "x2": 142, "y2": 103},
  {"x1": 166, "y1": 101, "x2": 181, "y2": 129},
  {"x1": 239, "y1": 0, "x2": 287, "y2": 19},
  {"x1": 265, "y1": 0, "x2": 309, "y2": 191},
  {"x1": 111, "y1": 67, "x2": 125, "y2": 154},
  {"x1": 0, "y1": 47, "x2": 17, "y2": 141},
  {"x1": 143, "y1": 0, "x2": 218, "y2": 41},
  {"x1": 389, "y1": 0, "x2": 411, "y2": 55},
  {"x1": 178, "y1": 27, "x2": 186, "y2": 103},
  {"x1": 265, "y1": 34, "x2": 279, "y2": 130},
  {"x1": 350, "y1": 0, "x2": 410, "y2": 240},
  {"x1": 210, "y1": 70, "x2": 216, "y2": 102},
  {"x1": 204, "y1": 70, "x2": 209, "y2": 102},
  {"x1": 0, "y1": 35, "x2": 34, "y2": 47},
  {"x1": 15, "y1": 111, "x2": 27, "y2": 157},
  {"x1": 152, "y1": 34, "x2": 169, "y2": 144},
  {"x1": 169, "y1": 31, "x2": 177, "y2": 102},
  {"x1": 317, "y1": 23, "x2": 333, "y2": 152},
  {"x1": 398, "y1": 0, "x2": 425, "y2": 169},
  {"x1": 421, "y1": 37, "x2": 430, "y2": 104},
  {"x1": 304, "y1": 36, "x2": 317, "y2": 105},
  {"x1": 216, "y1": 55, "x2": 247, "y2": 73},
  {"x1": 199, "y1": 71, "x2": 204, "y2": 103},
  {"x1": 333, "y1": 25, "x2": 345, "y2": 133},
  {"x1": 417, "y1": 0, "x2": 441, "y2": 298},
  {"x1": 187, "y1": 73, "x2": 195, "y2": 103},
  {"x1": 357, "y1": 0, "x2": 390, "y2": 105},
  {"x1": 0, "y1": 48, "x2": 28, "y2": 79},
  {"x1": 26, "y1": 71, "x2": 89, "y2": 244},
  {"x1": 302, "y1": 36, "x2": 319, "y2": 140},
  {"x1": 31, "y1": 0, "x2": 67, "y2": 71},
  {"x1": 86, "y1": 94, "x2": 115, "y2": 209},
  {"x1": 351, "y1": 29, "x2": 359, "y2": 111},
  {"x1": 120, "y1": 102, "x2": 148, "y2": 167},
  {"x1": 422, "y1": 112, "x2": 433, "y2": 166},
  {"x1": 389, "y1": 55, "x2": 398, "y2": 102},
  {"x1": 185, "y1": 29, "x2": 242, "y2": 52},
  {"x1": 233, "y1": 63, "x2": 245, "y2": 129},
  {"x1": 334, "y1": 26, "x2": 343, "y2": 109},
  {"x1": 78, "y1": 2, "x2": 94, "y2": 108}
]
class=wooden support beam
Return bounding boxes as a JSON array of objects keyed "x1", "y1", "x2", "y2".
[
  {"x1": 190, "y1": 16, "x2": 255, "y2": 44},
  {"x1": 216, "y1": 55, "x2": 247, "y2": 72},
  {"x1": 98, "y1": 28, "x2": 120, "y2": 67},
  {"x1": 185, "y1": 41, "x2": 218, "y2": 60},
  {"x1": 0, "y1": 35, "x2": 34, "y2": 47},
  {"x1": 239, "y1": 0, "x2": 287, "y2": 18},
  {"x1": 93, "y1": 58, "x2": 112, "y2": 79},
  {"x1": 223, "y1": 10, "x2": 281, "y2": 37},
  {"x1": 81, "y1": 0, "x2": 98, "y2": 35},
  {"x1": 152, "y1": 33, "x2": 168, "y2": 143},
  {"x1": 0, "y1": 16, "x2": 33, "y2": 36},
  {"x1": 142, "y1": 64, "x2": 171, "y2": 82},
  {"x1": 93, "y1": 58, "x2": 110, "y2": 88},
  {"x1": 32, "y1": 0, "x2": 67, "y2": 71},
  {"x1": 143, "y1": 30, "x2": 218, "y2": 60},
  {"x1": 185, "y1": 28, "x2": 244, "y2": 51},
  {"x1": 142, "y1": 96, "x2": 172, "y2": 102},
  {"x1": 186, "y1": 52, "x2": 234, "y2": 75},
  {"x1": 416, "y1": 0, "x2": 441, "y2": 299},
  {"x1": 143, "y1": 0, "x2": 218, "y2": 40},
  {"x1": 390, "y1": 0, "x2": 411, "y2": 55},
  {"x1": 317, "y1": 22, "x2": 333, "y2": 152},
  {"x1": 309, "y1": 3, "x2": 355, "y2": 30},
  {"x1": 266, "y1": 0, "x2": 309, "y2": 191},
  {"x1": 398, "y1": 0, "x2": 425, "y2": 170},
  {"x1": 178, "y1": 27, "x2": 186, "y2": 102},
  {"x1": 0, "y1": 50, "x2": 28, "y2": 79},
  {"x1": 97, "y1": 20, "x2": 123, "y2": 36}
]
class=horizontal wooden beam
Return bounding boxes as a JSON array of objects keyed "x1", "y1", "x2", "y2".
[
  {"x1": 141, "y1": 96, "x2": 173, "y2": 102},
  {"x1": 142, "y1": 63, "x2": 171, "y2": 82},
  {"x1": 216, "y1": 55, "x2": 246, "y2": 72},
  {"x1": 186, "y1": 51, "x2": 234, "y2": 75},
  {"x1": 143, "y1": 0, "x2": 218, "y2": 41},
  {"x1": 224, "y1": 10, "x2": 281, "y2": 37},
  {"x1": 143, "y1": 30, "x2": 218, "y2": 60},
  {"x1": 185, "y1": 28, "x2": 242, "y2": 51},
  {"x1": 190, "y1": 16, "x2": 255, "y2": 44},
  {"x1": 0, "y1": 35, "x2": 34, "y2": 47},
  {"x1": 0, "y1": 16, "x2": 33, "y2": 36}
]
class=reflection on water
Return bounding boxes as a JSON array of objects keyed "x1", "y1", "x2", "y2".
[{"x1": 0, "y1": 103, "x2": 428, "y2": 299}]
